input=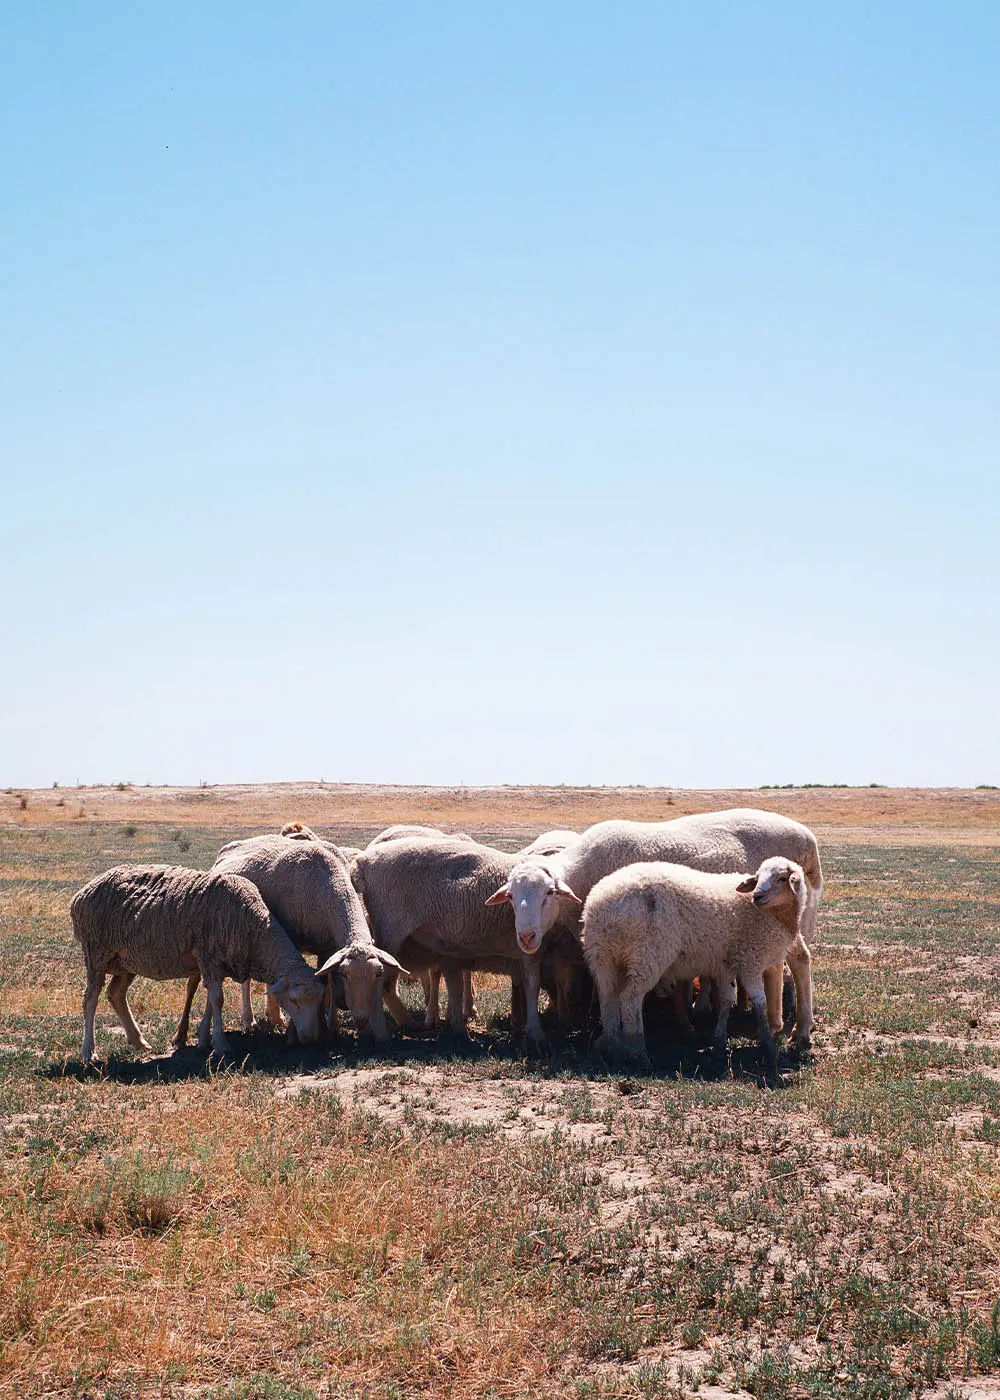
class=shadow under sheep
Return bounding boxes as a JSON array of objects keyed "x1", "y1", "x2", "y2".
[{"x1": 48, "y1": 995, "x2": 808, "y2": 1089}]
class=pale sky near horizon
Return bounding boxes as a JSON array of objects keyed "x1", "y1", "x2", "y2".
[{"x1": 2, "y1": 3, "x2": 998, "y2": 790}]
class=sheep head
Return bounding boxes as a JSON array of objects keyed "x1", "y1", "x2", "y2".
[{"x1": 485, "y1": 861, "x2": 582, "y2": 956}]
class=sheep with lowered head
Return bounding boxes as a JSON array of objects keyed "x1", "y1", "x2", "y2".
[
  {"x1": 72, "y1": 864, "x2": 325, "y2": 1063},
  {"x1": 582, "y1": 856, "x2": 813, "y2": 1067},
  {"x1": 177, "y1": 833, "x2": 408, "y2": 1046}
]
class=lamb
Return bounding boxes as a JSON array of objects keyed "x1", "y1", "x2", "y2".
[
  {"x1": 72, "y1": 864, "x2": 325, "y2": 1064},
  {"x1": 582, "y1": 856, "x2": 812, "y2": 1066},
  {"x1": 174, "y1": 834, "x2": 408, "y2": 1046},
  {"x1": 486, "y1": 809, "x2": 821, "y2": 1039},
  {"x1": 347, "y1": 835, "x2": 557, "y2": 1050}
]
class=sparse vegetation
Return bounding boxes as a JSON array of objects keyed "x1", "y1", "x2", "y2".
[{"x1": 0, "y1": 792, "x2": 999, "y2": 1398}]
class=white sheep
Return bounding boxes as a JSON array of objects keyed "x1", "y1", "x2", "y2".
[
  {"x1": 364, "y1": 824, "x2": 478, "y2": 1029},
  {"x1": 582, "y1": 856, "x2": 813, "y2": 1066},
  {"x1": 72, "y1": 864, "x2": 325, "y2": 1063},
  {"x1": 486, "y1": 809, "x2": 821, "y2": 1038},
  {"x1": 174, "y1": 833, "x2": 409, "y2": 1046}
]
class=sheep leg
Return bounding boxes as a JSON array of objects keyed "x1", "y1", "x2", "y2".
[
  {"x1": 592, "y1": 959, "x2": 623, "y2": 1059},
  {"x1": 81, "y1": 969, "x2": 105, "y2": 1064},
  {"x1": 519, "y1": 954, "x2": 547, "y2": 1053},
  {"x1": 265, "y1": 989, "x2": 283, "y2": 1030},
  {"x1": 443, "y1": 965, "x2": 468, "y2": 1033},
  {"x1": 744, "y1": 972, "x2": 778, "y2": 1068},
  {"x1": 240, "y1": 980, "x2": 254, "y2": 1034},
  {"x1": 785, "y1": 936, "x2": 814, "y2": 1048},
  {"x1": 763, "y1": 963, "x2": 785, "y2": 1037},
  {"x1": 381, "y1": 969, "x2": 420, "y2": 1027},
  {"x1": 712, "y1": 977, "x2": 738, "y2": 1059},
  {"x1": 618, "y1": 985, "x2": 649, "y2": 1066},
  {"x1": 462, "y1": 969, "x2": 477, "y2": 1022},
  {"x1": 199, "y1": 976, "x2": 231, "y2": 1056},
  {"x1": 105, "y1": 972, "x2": 152, "y2": 1053},
  {"x1": 174, "y1": 972, "x2": 201, "y2": 1048},
  {"x1": 509, "y1": 976, "x2": 527, "y2": 1031},
  {"x1": 422, "y1": 967, "x2": 440, "y2": 1030},
  {"x1": 321, "y1": 974, "x2": 339, "y2": 1039}
]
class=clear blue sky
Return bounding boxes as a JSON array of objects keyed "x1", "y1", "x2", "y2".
[{"x1": 2, "y1": 3, "x2": 997, "y2": 788}]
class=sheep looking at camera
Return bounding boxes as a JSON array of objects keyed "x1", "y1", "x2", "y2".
[
  {"x1": 487, "y1": 809, "x2": 821, "y2": 1036},
  {"x1": 581, "y1": 856, "x2": 813, "y2": 1066}
]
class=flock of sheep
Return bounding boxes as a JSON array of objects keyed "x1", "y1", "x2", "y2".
[{"x1": 71, "y1": 807, "x2": 822, "y2": 1069}]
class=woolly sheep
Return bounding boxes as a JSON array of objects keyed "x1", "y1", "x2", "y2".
[
  {"x1": 348, "y1": 835, "x2": 558, "y2": 1049},
  {"x1": 364, "y1": 824, "x2": 477, "y2": 1028},
  {"x1": 278, "y1": 822, "x2": 364, "y2": 862},
  {"x1": 486, "y1": 809, "x2": 821, "y2": 1037},
  {"x1": 72, "y1": 865, "x2": 325, "y2": 1063},
  {"x1": 188, "y1": 834, "x2": 408, "y2": 1045},
  {"x1": 582, "y1": 856, "x2": 813, "y2": 1066}
]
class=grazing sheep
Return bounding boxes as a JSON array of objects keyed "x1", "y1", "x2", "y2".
[
  {"x1": 72, "y1": 865, "x2": 325, "y2": 1063},
  {"x1": 348, "y1": 835, "x2": 558, "y2": 1050},
  {"x1": 487, "y1": 809, "x2": 821, "y2": 1036},
  {"x1": 180, "y1": 834, "x2": 407, "y2": 1046},
  {"x1": 582, "y1": 856, "x2": 812, "y2": 1066}
]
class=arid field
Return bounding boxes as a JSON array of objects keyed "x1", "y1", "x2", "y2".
[{"x1": 2, "y1": 783, "x2": 1000, "y2": 1400}]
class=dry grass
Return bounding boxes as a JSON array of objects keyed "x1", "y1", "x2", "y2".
[
  {"x1": 3, "y1": 787, "x2": 1000, "y2": 1398},
  {"x1": 6, "y1": 781, "x2": 1000, "y2": 840}
]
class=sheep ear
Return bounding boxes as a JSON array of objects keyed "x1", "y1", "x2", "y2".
[
  {"x1": 485, "y1": 883, "x2": 511, "y2": 906},
  {"x1": 376, "y1": 949, "x2": 411, "y2": 977},
  {"x1": 554, "y1": 878, "x2": 583, "y2": 905},
  {"x1": 267, "y1": 976, "x2": 288, "y2": 997},
  {"x1": 316, "y1": 949, "x2": 349, "y2": 977},
  {"x1": 789, "y1": 869, "x2": 804, "y2": 892},
  {"x1": 735, "y1": 876, "x2": 757, "y2": 894}
]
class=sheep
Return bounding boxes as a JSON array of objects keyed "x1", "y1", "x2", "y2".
[
  {"x1": 367, "y1": 823, "x2": 475, "y2": 846},
  {"x1": 518, "y1": 829, "x2": 582, "y2": 859},
  {"x1": 174, "y1": 834, "x2": 408, "y2": 1046},
  {"x1": 347, "y1": 834, "x2": 557, "y2": 1050},
  {"x1": 364, "y1": 824, "x2": 478, "y2": 1028},
  {"x1": 278, "y1": 822, "x2": 364, "y2": 862},
  {"x1": 486, "y1": 809, "x2": 821, "y2": 1039},
  {"x1": 582, "y1": 856, "x2": 812, "y2": 1066},
  {"x1": 72, "y1": 864, "x2": 325, "y2": 1063}
]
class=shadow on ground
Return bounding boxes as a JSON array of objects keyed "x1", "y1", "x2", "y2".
[{"x1": 46, "y1": 1006, "x2": 808, "y2": 1089}]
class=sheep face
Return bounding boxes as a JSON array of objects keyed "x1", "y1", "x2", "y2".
[
  {"x1": 736, "y1": 858, "x2": 805, "y2": 910},
  {"x1": 316, "y1": 946, "x2": 408, "y2": 1040},
  {"x1": 485, "y1": 862, "x2": 582, "y2": 955},
  {"x1": 268, "y1": 976, "x2": 324, "y2": 1044},
  {"x1": 333, "y1": 947, "x2": 386, "y2": 1035}
]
